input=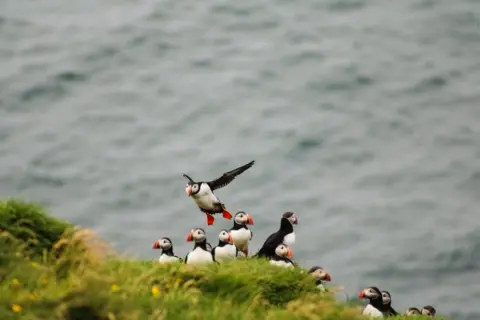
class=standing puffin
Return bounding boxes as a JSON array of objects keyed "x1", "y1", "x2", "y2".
[
  {"x1": 212, "y1": 229, "x2": 238, "y2": 262},
  {"x1": 421, "y1": 306, "x2": 436, "y2": 317},
  {"x1": 185, "y1": 228, "x2": 215, "y2": 264},
  {"x1": 152, "y1": 237, "x2": 182, "y2": 263},
  {"x1": 254, "y1": 212, "x2": 298, "y2": 258},
  {"x1": 404, "y1": 307, "x2": 421, "y2": 316},
  {"x1": 358, "y1": 286, "x2": 384, "y2": 318},
  {"x1": 269, "y1": 244, "x2": 295, "y2": 268},
  {"x1": 229, "y1": 211, "x2": 254, "y2": 257},
  {"x1": 308, "y1": 266, "x2": 332, "y2": 292},
  {"x1": 381, "y1": 291, "x2": 398, "y2": 316},
  {"x1": 183, "y1": 160, "x2": 255, "y2": 226}
]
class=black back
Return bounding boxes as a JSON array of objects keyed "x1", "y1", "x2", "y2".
[{"x1": 254, "y1": 217, "x2": 293, "y2": 258}]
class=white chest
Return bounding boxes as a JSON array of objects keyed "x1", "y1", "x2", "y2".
[
  {"x1": 158, "y1": 253, "x2": 180, "y2": 263},
  {"x1": 269, "y1": 259, "x2": 294, "y2": 268},
  {"x1": 283, "y1": 232, "x2": 295, "y2": 247},
  {"x1": 186, "y1": 247, "x2": 214, "y2": 265},
  {"x1": 230, "y1": 228, "x2": 251, "y2": 250},
  {"x1": 192, "y1": 184, "x2": 219, "y2": 209},
  {"x1": 362, "y1": 304, "x2": 384, "y2": 318},
  {"x1": 214, "y1": 244, "x2": 237, "y2": 262}
]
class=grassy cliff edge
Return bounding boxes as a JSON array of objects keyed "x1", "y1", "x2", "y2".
[{"x1": 0, "y1": 199, "x2": 442, "y2": 320}]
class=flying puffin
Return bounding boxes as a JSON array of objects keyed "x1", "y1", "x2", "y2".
[
  {"x1": 381, "y1": 290, "x2": 398, "y2": 316},
  {"x1": 183, "y1": 160, "x2": 255, "y2": 226},
  {"x1": 254, "y1": 211, "x2": 298, "y2": 258},
  {"x1": 152, "y1": 237, "x2": 182, "y2": 263},
  {"x1": 358, "y1": 286, "x2": 384, "y2": 318},
  {"x1": 185, "y1": 228, "x2": 215, "y2": 264},
  {"x1": 229, "y1": 211, "x2": 254, "y2": 257},
  {"x1": 308, "y1": 266, "x2": 332, "y2": 292},
  {"x1": 269, "y1": 244, "x2": 295, "y2": 268},
  {"x1": 421, "y1": 306, "x2": 436, "y2": 317},
  {"x1": 404, "y1": 307, "x2": 421, "y2": 316},
  {"x1": 212, "y1": 229, "x2": 238, "y2": 262}
]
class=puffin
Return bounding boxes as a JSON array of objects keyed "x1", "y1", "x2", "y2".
[
  {"x1": 152, "y1": 237, "x2": 182, "y2": 263},
  {"x1": 212, "y1": 229, "x2": 238, "y2": 262},
  {"x1": 254, "y1": 211, "x2": 298, "y2": 258},
  {"x1": 381, "y1": 290, "x2": 398, "y2": 316},
  {"x1": 269, "y1": 244, "x2": 295, "y2": 268},
  {"x1": 404, "y1": 307, "x2": 421, "y2": 316},
  {"x1": 308, "y1": 266, "x2": 332, "y2": 292},
  {"x1": 421, "y1": 305, "x2": 436, "y2": 317},
  {"x1": 185, "y1": 228, "x2": 215, "y2": 264},
  {"x1": 183, "y1": 160, "x2": 255, "y2": 226},
  {"x1": 358, "y1": 286, "x2": 384, "y2": 318},
  {"x1": 229, "y1": 211, "x2": 254, "y2": 257}
]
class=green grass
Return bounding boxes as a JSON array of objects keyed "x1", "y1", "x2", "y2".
[{"x1": 0, "y1": 199, "x2": 446, "y2": 320}]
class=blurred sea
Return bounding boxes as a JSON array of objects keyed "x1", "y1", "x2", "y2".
[{"x1": 1, "y1": 0, "x2": 480, "y2": 318}]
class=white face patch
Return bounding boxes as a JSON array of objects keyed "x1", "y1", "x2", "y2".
[
  {"x1": 192, "y1": 228, "x2": 206, "y2": 242},
  {"x1": 365, "y1": 288, "x2": 380, "y2": 299},
  {"x1": 275, "y1": 245, "x2": 287, "y2": 257},
  {"x1": 382, "y1": 292, "x2": 391, "y2": 305},
  {"x1": 160, "y1": 238, "x2": 172, "y2": 250},
  {"x1": 218, "y1": 230, "x2": 229, "y2": 242},
  {"x1": 234, "y1": 212, "x2": 246, "y2": 224}
]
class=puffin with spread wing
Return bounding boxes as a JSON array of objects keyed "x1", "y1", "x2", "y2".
[{"x1": 183, "y1": 160, "x2": 255, "y2": 226}]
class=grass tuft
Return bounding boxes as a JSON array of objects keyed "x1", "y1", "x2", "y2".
[{"x1": 0, "y1": 199, "x2": 448, "y2": 319}]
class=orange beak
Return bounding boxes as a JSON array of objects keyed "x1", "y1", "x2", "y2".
[
  {"x1": 186, "y1": 232, "x2": 193, "y2": 242},
  {"x1": 246, "y1": 215, "x2": 254, "y2": 225},
  {"x1": 324, "y1": 273, "x2": 331, "y2": 282},
  {"x1": 287, "y1": 248, "x2": 293, "y2": 259},
  {"x1": 358, "y1": 290, "x2": 366, "y2": 299},
  {"x1": 293, "y1": 216, "x2": 298, "y2": 225},
  {"x1": 152, "y1": 240, "x2": 160, "y2": 249},
  {"x1": 186, "y1": 185, "x2": 192, "y2": 196},
  {"x1": 228, "y1": 233, "x2": 233, "y2": 244}
]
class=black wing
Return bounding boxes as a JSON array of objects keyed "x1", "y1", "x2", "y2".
[
  {"x1": 184, "y1": 253, "x2": 188, "y2": 264},
  {"x1": 207, "y1": 160, "x2": 255, "y2": 191},
  {"x1": 256, "y1": 231, "x2": 285, "y2": 258},
  {"x1": 389, "y1": 307, "x2": 398, "y2": 316},
  {"x1": 182, "y1": 174, "x2": 195, "y2": 183}
]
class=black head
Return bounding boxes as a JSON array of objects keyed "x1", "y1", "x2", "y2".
[
  {"x1": 274, "y1": 244, "x2": 293, "y2": 259},
  {"x1": 381, "y1": 290, "x2": 392, "y2": 306},
  {"x1": 421, "y1": 305, "x2": 436, "y2": 317},
  {"x1": 282, "y1": 211, "x2": 298, "y2": 225},
  {"x1": 218, "y1": 229, "x2": 233, "y2": 244},
  {"x1": 308, "y1": 266, "x2": 332, "y2": 282},
  {"x1": 152, "y1": 237, "x2": 173, "y2": 250},
  {"x1": 186, "y1": 228, "x2": 207, "y2": 243},
  {"x1": 185, "y1": 183, "x2": 201, "y2": 196},
  {"x1": 359, "y1": 286, "x2": 382, "y2": 305},
  {"x1": 234, "y1": 211, "x2": 254, "y2": 226},
  {"x1": 405, "y1": 307, "x2": 421, "y2": 316}
]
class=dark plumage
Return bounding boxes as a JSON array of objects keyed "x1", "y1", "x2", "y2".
[{"x1": 253, "y1": 212, "x2": 297, "y2": 259}]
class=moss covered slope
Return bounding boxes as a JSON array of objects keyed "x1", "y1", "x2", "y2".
[{"x1": 0, "y1": 199, "x2": 443, "y2": 320}]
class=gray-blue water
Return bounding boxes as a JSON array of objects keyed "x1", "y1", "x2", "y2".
[{"x1": 1, "y1": 0, "x2": 479, "y2": 318}]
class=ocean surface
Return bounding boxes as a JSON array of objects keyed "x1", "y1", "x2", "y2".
[{"x1": 1, "y1": 0, "x2": 479, "y2": 318}]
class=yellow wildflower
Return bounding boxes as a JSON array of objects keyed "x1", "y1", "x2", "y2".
[
  {"x1": 151, "y1": 285, "x2": 161, "y2": 297},
  {"x1": 111, "y1": 284, "x2": 120, "y2": 292},
  {"x1": 11, "y1": 279, "x2": 20, "y2": 287},
  {"x1": 12, "y1": 304, "x2": 22, "y2": 313},
  {"x1": 41, "y1": 277, "x2": 48, "y2": 287}
]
